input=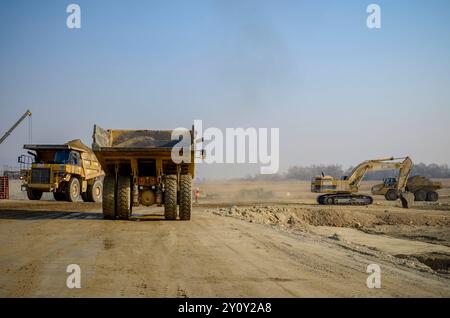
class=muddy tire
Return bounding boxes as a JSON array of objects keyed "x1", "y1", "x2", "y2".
[
  {"x1": 164, "y1": 175, "x2": 178, "y2": 220},
  {"x1": 27, "y1": 188, "x2": 42, "y2": 200},
  {"x1": 117, "y1": 175, "x2": 131, "y2": 220},
  {"x1": 54, "y1": 192, "x2": 66, "y2": 201},
  {"x1": 179, "y1": 174, "x2": 192, "y2": 220},
  {"x1": 102, "y1": 175, "x2": 116, "y2": 219},
  {"x1": 426, "y1": 191, "x2": 439, "y2": 202},
  {"x1": 87, "y1": 180, "x2": 103, "y2": 203},
  {"x1": 65, "y1": 177, "x2": 80, "y2": 202},
  {"x1": 414, "y1": 190, "x2": 427, "y2": 202},
  {"x1": 384, "y1": 189, "x2": 398, "y2": 201}
]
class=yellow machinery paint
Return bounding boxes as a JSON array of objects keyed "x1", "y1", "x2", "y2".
[
  {"x1": 20, "y1": 139, "x2": 104, "y2": 202},
  {"x1": 311, "y1": 157, "x2": 414, "y2": 208}
]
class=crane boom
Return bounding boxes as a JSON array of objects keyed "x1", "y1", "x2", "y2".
[{"x1": 0, "y1": 110, "x2": 32, "y2": 145}]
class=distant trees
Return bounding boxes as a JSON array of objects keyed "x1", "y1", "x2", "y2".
[
  {"x1": 244, "y1": 163, "x2": 450, "y2": 181},
  {"x1": 286, "y1": 165, "x2": 344, "y2": 180}
]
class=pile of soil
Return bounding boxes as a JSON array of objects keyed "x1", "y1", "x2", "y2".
[{"x1": 209, "y1": 204, "x2": 450, "y2": 231}]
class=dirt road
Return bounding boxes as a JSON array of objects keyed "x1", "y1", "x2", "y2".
[{"x1": 0, "y1": 200, "x2": 449, "y2": 297}]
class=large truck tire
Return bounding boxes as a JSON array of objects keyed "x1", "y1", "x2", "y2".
[
  {"x1": 87, "y1": 179, "x2": 103, "y2": 203},
  {"x1": 117, "y1": 175, "x2": 131, "y2": 220},
  {"x1": 164, "y1": 175, "x2": 178, "y2": 220},
  {"x1": 65, "y1": 177, "x2": 80, "y2": 202},
  {"x1": 426, "y1": 191, "x2": 439, "y2": 202},
  {"x1": 102, "y1": 175, "x2": 116, "y2": 219},
  {"x1": 414, "y1": 190, "x2": 427, "y2": 202},
  {"x1": 384, "y1": 189, "x2": 398, "y2": 201},
  {"x1": 27, "y1": 188, "x2": 42, "y2": 200},
  {"x1": 179, "y1": 174, "x2": 192, "y2": 220},
  {"x1": 54, "y1": 192, "x2": 66, "y2": 201}
]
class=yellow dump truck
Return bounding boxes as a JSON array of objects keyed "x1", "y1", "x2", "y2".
[
  {"x1": 92, "y1": 125, "x2": 196, "y2": 220},
  {"x1": 371, "y1": 175, "x2": 442, "y2": 202},
  {"x1": 20, "y1": 139, "x2": 104, "y2": 202}
]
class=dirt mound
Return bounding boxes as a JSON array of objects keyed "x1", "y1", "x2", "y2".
[
  {"x1": 298, "y1": 208, "x2": 378, "y2": 228},
  {"x1": 396, "y1": 252, "x2": 450, "y2": 274},
  {"x1": 209, "y1": 204, "x2": 450, "y2": 232},
  {"x1": 210, "y1": 205, "x2": 308, "y2": 231}
]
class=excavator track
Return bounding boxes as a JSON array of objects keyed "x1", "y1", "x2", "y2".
[{"x1": 317, "y1": 194, "x2": 373, "y2": 206}]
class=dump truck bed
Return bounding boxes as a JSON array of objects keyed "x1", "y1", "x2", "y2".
[
  {"x1": 24, "y1": 139, "x2": 102, "y2": 166},
  {"x1": 92, "y1": 125, "x2": 195, "y2": 166},
  {"x1": 24, "y1": 139, "x2": 92, "y2": 153}
]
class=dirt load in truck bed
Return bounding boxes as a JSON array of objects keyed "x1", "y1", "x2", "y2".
[{"x1": 93, "y1": 126, "x2": 180, "y2": 149}]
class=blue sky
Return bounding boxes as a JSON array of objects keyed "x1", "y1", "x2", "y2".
[{"x1": 1, "y1": 0, "x2": 449, "y2": 178}]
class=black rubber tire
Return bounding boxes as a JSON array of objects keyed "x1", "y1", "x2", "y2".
[
  {"x1": 384, "y1": 189, "x2": 398, "y2": 201},
  {"x1": 102, "y1": 174, "x2": 116, "y2": 219},
  {"x1": 117, "y1": 175, "x2": 131, "y2": 220},
  {"x1": 81, "y1": 192, "x2": 89, "y2": 202},
  {"x1": 164, "y1": 175, "x2": 178, "y2": 220},
  {"x1": 27, "y1": 188, "x2": 42, "y2": 200},
  {"x1": 54, "y1": 192, "x2": 66, "y2": 201},
  {"x1": 426, "y1": 191, "x2": 439, "y2": 202},
  {"x1": 65, "y1": 177, "x2": 80, "y2": 202},
  {"x1": 87, "y1": 180, "x2": 103, "y2": 203},
  {"x1": 414, "y1": 190, "x2": 427, "y2": 202},
  {"x1": 179, "y1": 174, "x2": 192, "y2": 220}
]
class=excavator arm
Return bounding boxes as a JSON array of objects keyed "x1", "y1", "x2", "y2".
[
  {"x1": 346, "y1": 156, "x2": 414, "y2": 208},
  {"x1": 395, "y1": 157, "x2": 413, "y2": 191},
  {"x1": 347, "y1": 157, "x2": 412, "y2": 188}
]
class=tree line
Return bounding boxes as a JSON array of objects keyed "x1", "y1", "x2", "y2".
[{"x1": 245, "y1": 163, "x2": 450, "y2": 181}]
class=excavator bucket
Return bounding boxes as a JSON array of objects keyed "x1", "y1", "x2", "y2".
[{"x1": 400, "y1": 192, "x2": 414, "y2": 209}]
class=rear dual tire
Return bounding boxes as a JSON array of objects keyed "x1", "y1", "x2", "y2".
[
  {"x1": 426, "y1": 191, "x2": 439, "y2": 202},
  {"x1": 164, "y1": 175, "x2": 178, "y2": 220},
  {"x1": 179, "y1": 174, "x2": 192, "y2": 221},
  {"x1": 414, "y1": 190, "x2": 439, "y2": 202},
  {"x1": 117, "y1": 176, "x2": 131, "y2": 220},
  {"x1": 102, "y1": 175, "x2": 116, "y2": 219},
  {"x1": 102, "y1": 175, "x2": 131, "y2": 220},
  {"x1": 82, "y1": 180, "x2": 103, "y2": 203},
  {"x1": 414, "y1": 190, "x2": 427, "y2": 202},
  {"x1": 101, "y1": 173, "x2": 192, "y2": 221}
]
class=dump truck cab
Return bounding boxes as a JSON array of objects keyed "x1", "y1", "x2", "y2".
[
  {"x1": 54, "y1": 149, "x2": 81, "y2": 166},
  {"x1": 20, "y1": 139, "x2": 104, "y2": 202},
  {"x1": 371, "y1": 175, "x2": 442, "y2": 202}
]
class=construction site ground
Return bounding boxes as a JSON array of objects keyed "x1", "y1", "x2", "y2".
[{"x1": 0, "y1": 180, "x2": 449, "y2": 297}]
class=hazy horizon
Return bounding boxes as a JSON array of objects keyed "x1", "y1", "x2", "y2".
[{"x1": 1, "y1": 0, "x2": 449, "y2": 179}]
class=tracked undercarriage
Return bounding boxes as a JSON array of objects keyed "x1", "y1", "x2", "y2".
[{"x1": 317, "y1": 194, "x2": 373, "y2": 206}]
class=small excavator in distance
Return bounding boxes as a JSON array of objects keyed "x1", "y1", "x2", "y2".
[{"x1": 311, "y1": 157, "x2": 414, "y2": 208}]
